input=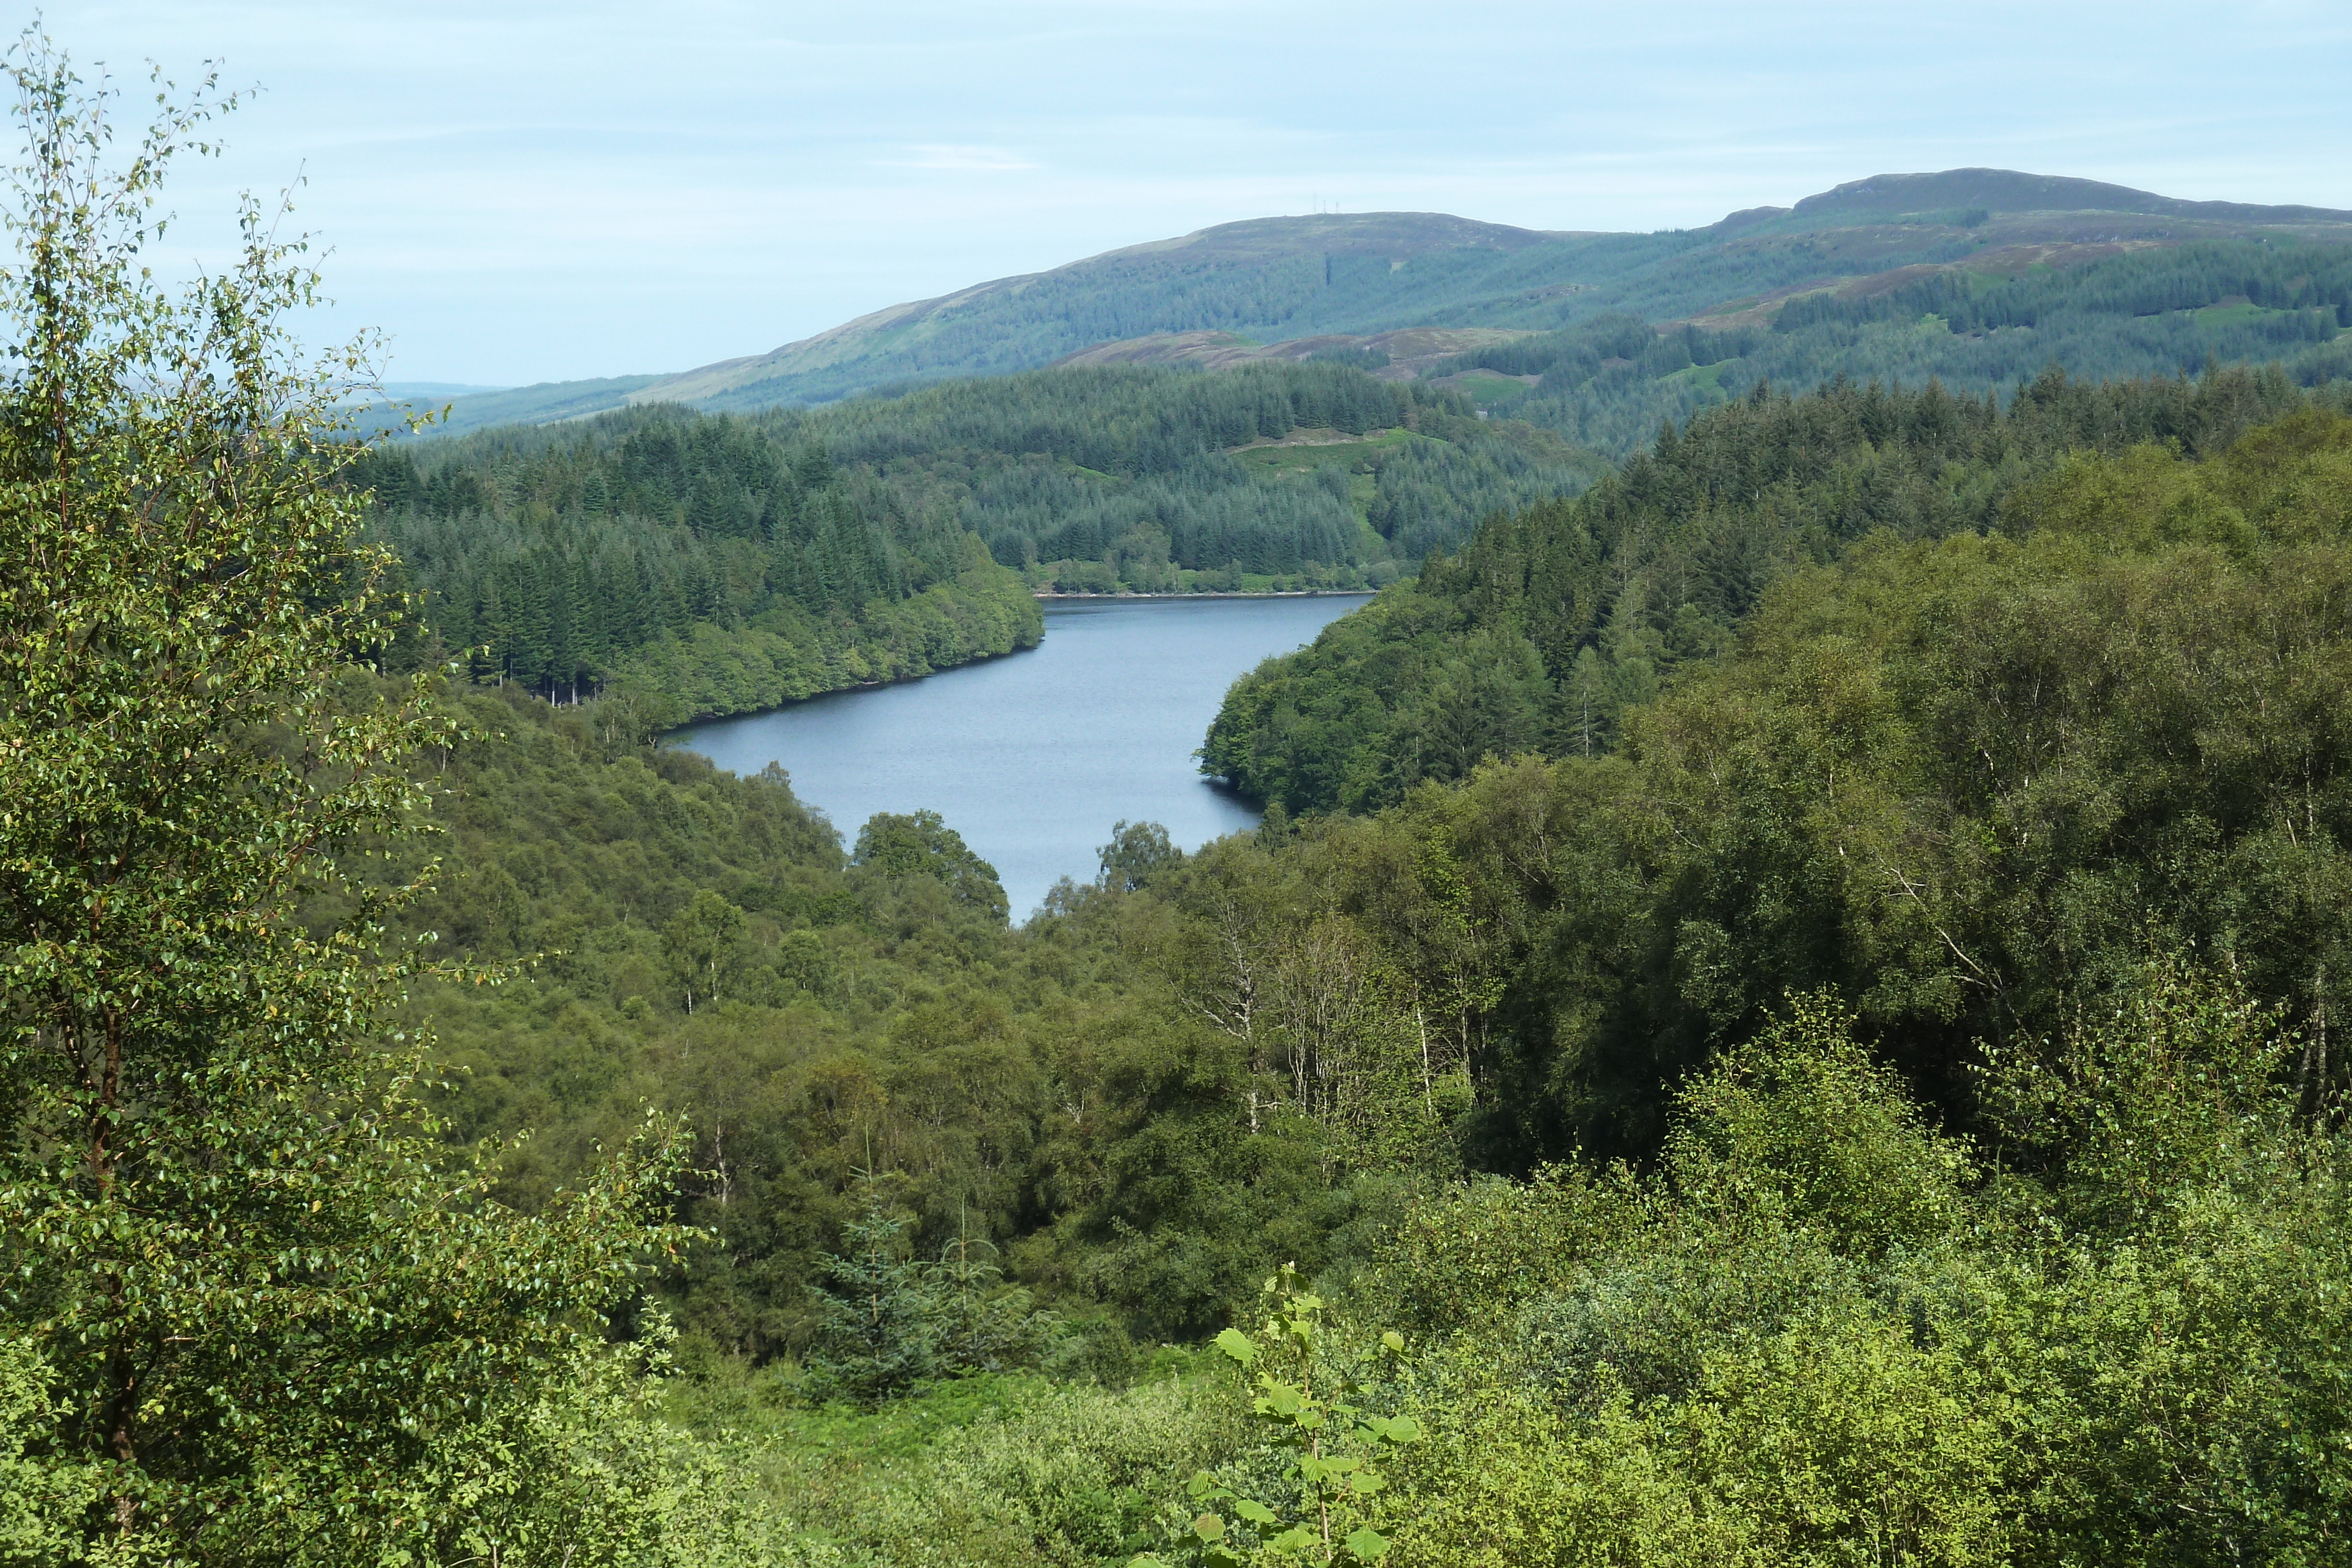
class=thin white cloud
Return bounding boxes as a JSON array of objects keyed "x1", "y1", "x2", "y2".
[{"x1": 884, "y1": 144, "x2": 1038, "y2": 172}]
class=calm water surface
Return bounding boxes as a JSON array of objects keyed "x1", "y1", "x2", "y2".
[{"x1": 674, "y1": 595, "x2": 1370, "y2": 918}]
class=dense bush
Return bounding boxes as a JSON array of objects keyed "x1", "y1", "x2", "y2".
[{"x1": 1371, "y1": 974, "x2": 2352, "y2": 1566}]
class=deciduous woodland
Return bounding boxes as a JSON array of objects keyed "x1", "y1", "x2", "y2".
[{"x1": 5, "y1": 37, "x2": 2352, "y2": 1568}]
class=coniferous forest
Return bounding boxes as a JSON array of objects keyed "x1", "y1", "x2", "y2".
[
  {"x1": 1416, "y1": 235, "x2": 2352, "y2": 454},
  {"x1": 349, "y1": 410, "x2": 1047, "y2": 725},
  {"x1": 9, "y1": 36, "x2": 2352, "y2": 1568}
]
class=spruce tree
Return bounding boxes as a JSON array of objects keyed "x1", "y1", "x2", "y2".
[{"x1": 806, "y1": 1178, "x2": 942, "y2": 1403}]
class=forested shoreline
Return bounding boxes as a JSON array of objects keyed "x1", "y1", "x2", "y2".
[
  {"x1": 351, "y1": 410, "x2": 1045, "y2": 726},
  {"x1": 360, "y1": 365, "x2": 1599, "y2": 726},
  {"x1": 1205, "y1": 363, "x2": 2346, "y2": 813},
  {"x1": 368, "y1": 228, "x2": 2352, "y2": 737}
]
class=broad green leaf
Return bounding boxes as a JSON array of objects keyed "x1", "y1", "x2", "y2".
[{"x1": 1256, "y1": 1380, "x2": 1305, "y2": 1416}]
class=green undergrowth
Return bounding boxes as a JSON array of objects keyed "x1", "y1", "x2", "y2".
[{"x1": 660, "y1": 1366, "x2": 1247, "y2": 1568}]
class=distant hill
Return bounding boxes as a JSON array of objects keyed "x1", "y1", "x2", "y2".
[
  {"x1": 383, "y1": 375, "x2": 666, "y2": 437},
  {"x1": 636, "y1": 213, "x2": 1581, "y2": 413},
  {"x1": 1781, "y1": 168, "x2": 2352, "y2": 228},
  {"x1": 380, "y1": 380, "x2": 512, "y2": 399},
  {"x1": 417, "y1": 169, "x2": 2352, "y2": 434}
]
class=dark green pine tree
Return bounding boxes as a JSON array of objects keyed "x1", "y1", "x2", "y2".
[
  {"x1": 687, "y1": 477, "x2": 725, "y2": 538},
  {"x1": 683, "y1": 552, "x2": 720, "y2": 621},
  {"x1": 619, "y1": 554, "x2": 657, "y2": 647},
  {"x1": 541, "y1": 549, "x2": 577, "y2": 701},
  {"x1": 473, "y1": 570, "x2": 513, "y2": 684},
  {"x1": 653, "y1": 553, "x2": 691, "y2": 634},
  {"x1": 499, "y1": 556, "x2": 550, "y2": 689}
]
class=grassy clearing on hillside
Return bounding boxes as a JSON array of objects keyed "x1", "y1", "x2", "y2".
[
  {"x1": 2196, "y1": 299, "x2": 2271, "y2": 326},
  {"x1": 2186, "y1": 298, "x2": 2334, "y2": 333},
  {"x1": 1232, "y1": 426, "x2": 1440, "y2": 472},
  {"x1": 1438, "y1": 371, "x2": 1539, "y2": 407},
  {"x1": 1660, "y1": 359, "x2": 1734, "y2": 392}
]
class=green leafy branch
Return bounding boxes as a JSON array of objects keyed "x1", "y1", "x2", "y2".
[{"x1": 1135, "y1": 1263, "x2": 1419, "y2": 1568}]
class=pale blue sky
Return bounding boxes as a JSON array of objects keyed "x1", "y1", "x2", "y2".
[{"x1": 31, "y1": 1, "x2": 2352, "y2": 385}]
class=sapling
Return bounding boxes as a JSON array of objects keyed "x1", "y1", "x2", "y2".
[{"x1": 1134, "y1": 1263, "x2": 1419, "y2": 1567}]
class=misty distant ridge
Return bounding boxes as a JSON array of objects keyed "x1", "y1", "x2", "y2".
[{"x1": 410, "y1": 168, "x2": 2352, "y2": 434}]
